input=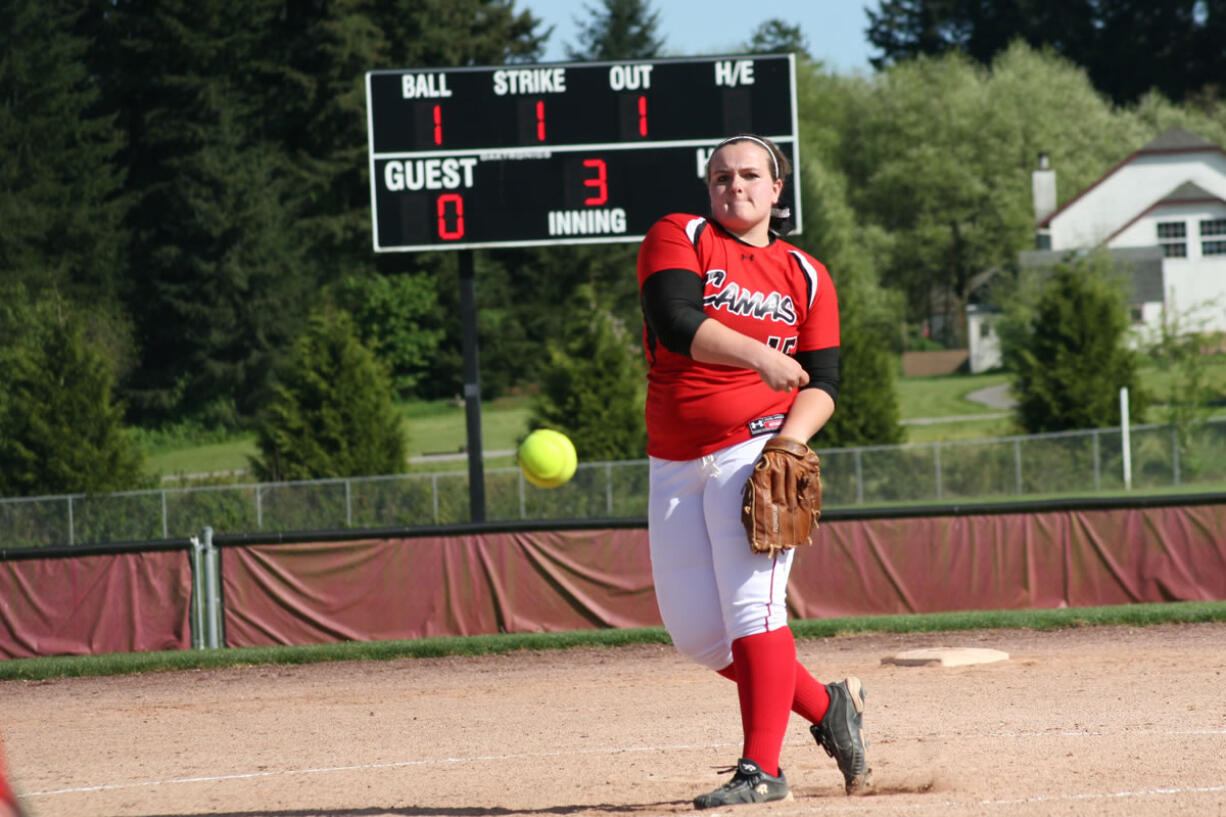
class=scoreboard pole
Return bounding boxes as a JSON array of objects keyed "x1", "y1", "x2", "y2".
[{"x1": 458, "y1": 250, "x2": 486, "y2": 521}]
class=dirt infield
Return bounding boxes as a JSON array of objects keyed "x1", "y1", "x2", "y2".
[{"x1": 3, "y1": 622, "x2": 1225, "y2": 817}]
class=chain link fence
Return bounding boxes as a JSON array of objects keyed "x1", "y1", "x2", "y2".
[{"x1": 5, "y1": 419, "x2": 1226, "y2": 549}]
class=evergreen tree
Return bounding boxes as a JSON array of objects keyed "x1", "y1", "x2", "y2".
[
  {"x1": 266, "y1": 0, "x2": 549, "y2": 401},
  {"x1": 566, "y1": 0, "x2": 664, "y2": 60},
  {"x1": 865, "y1": 0, "x2": 1226, "y2": 105},
  {"x1": 250, "y1": 310, "x2": 407, "y2": 482},
  {"x1": 259, "y1": 0, "x2": 387, "y2": 292},
  {"x1": 0, "y1": 288, "x2": 146, "y2": 497},
  {"x1": 373, "y1": 0, "x2": 548, "y2": 67},
  {"x1": 528, "y1": 284, "x2": 646, "y2": 460},
  {"x1": 747, "y1": 19, "x2": 812, "y2": 57},
  {"x1": 116, "y1": 0, "x2": 310, "y2": 426},
  {"x1": 0, "y1": 0, "x2": 130, "y2": 361},
  {"x1": 1008, "y1": 254, "x2": 1148, "y2": 433}
]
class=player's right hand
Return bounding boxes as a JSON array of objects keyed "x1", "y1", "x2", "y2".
[{"x1": 757, "y1": 350, "x2": 809, "y2": 392}]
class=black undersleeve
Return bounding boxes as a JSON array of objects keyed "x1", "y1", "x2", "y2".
[
  {"x1": 796, "y1": 346, "x2": 840, "y2": 405},
  {"x1": 641, "y1": 268, "x2": 706, "y2": 356}
]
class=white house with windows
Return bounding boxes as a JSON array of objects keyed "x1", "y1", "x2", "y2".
[{"x1": 967, "y1": 127, "x2": 1226, "y2": 372}]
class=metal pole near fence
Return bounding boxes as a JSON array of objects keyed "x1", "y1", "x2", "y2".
[
  {"x1": 1014, "y1": 438, "x2": 1023, "y2": 494},
  {"x1": 202, "y1": 526, "x2": 223, "y2": 649},
  {"x1": 933, "y1": 443, "x2": 942, "y2": 499},
  {"x1": 189, "y1": 533, "x2": 206, "y2": 649}
]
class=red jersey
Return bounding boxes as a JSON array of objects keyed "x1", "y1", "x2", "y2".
[{"x1": 637, "y1": 213, "x2": 839, "y2": 460}]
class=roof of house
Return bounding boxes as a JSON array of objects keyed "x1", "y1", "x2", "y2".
[
  {"x1": 1101, "y1": 181, "x2": 1226, "y2": 245},
  {"x1": 1138, "y1": 127, "x2": 1219, "y2": 154},
  {"x1": 1017, "y1": 246, "x2": 1165, "y2": 303},
  {"x1": 1157, "y1": 180, "x2": 1221, "y2": 204},
  {"x1": 1039, "y1": 127, "x2": 1226, "y2": 228}
]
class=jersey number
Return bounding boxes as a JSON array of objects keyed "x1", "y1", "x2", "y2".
[{"x1": 767, "y1": 336, "x2": 797, "y2": 354}]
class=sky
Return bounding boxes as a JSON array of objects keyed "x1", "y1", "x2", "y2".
[{"x1": 517, "y1": 0, "x2": 879, "y2": 74}]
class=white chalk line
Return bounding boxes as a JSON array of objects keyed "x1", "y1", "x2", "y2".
[
  {"x1": 760, "y1": 785, "x2": 1226, "y2": 815},
  {"x1": 26, "y1": 727, "x2": 1226, "y2": 804},
  {"x1": 24, "y1": 742, "x2": 735, "y2": 797}
]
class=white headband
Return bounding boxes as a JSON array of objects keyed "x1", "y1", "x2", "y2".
[{"x1": 715, "y1": 135, "x2": 780, "y2": 179}]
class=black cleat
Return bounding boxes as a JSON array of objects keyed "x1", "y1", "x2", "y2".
[
  {"x1": 693, "y1": 757, "x2": 792, "y2": 809},
  {"x1": 811, "y1": 676, "x2": 872, "y2": 794}
]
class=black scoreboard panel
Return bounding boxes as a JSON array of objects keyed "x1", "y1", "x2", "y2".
[{"x1": 366, "y1": 54, "x2": 799, "y2": 252}]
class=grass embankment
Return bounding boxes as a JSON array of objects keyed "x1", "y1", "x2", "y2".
[
  {"x1": 145, "y1": 358, "x2": 1226, "y2": 481},
  {"x1": 2, "y1": 601, "x2": 1222, "y2": 682},
  {"x1": 146, "y1": 374, "x2": 1017, "y2": 480}
]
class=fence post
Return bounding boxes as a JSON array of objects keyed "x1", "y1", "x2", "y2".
[
  {"x1": 1092, "y1": 429, "x2": 1101, "y2": 491},
  {"x1": 854, "y1": 449, "x2": 864, "y2": 505},
  {"x1": 606, "y1": 463, "x2": 614, "y2": 515},
  {"x1": 518, "y1": 470, "x2": 526, "y2": 519},
  {"x1": 1014, "y1": 438, "x2": 1023, "y2": 494},
  {"x1": 67, "y1": 495, "x2": 75, "y2": 546},
  {"x1": 933, "y1": 443, "x2": 942, "y2": 499},
  {"x1": 161, "y1": 490, "x2": 169, "y2": 539},
  {"x1": 189, "y1": 533, "x2": 206, "y2": 649},
  {"x1": 202, "y1": 526, "x2": 223, "y2": 649},
  {"x1": 432, "y1": 474, "x2": 440, "y2": 523},
  {"x1": 1171, "y1": 426, "x2": 1180, "y2": 486},
  {"x1": 345, "y1": 479, "x2": 352, "y2": 527}
]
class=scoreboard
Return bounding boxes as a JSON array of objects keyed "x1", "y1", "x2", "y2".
[{"x1": 365, "y1": 54, "x2": 799, "y2": 252}]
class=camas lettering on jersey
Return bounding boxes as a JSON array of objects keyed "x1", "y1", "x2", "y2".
[{"x1": 702, "y1": 269, "x2": 797, "y2": 324}]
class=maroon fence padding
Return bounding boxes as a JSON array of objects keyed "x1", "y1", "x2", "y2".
[
  {"x1": 789, "y1": 506, "x2": 1226, "y2": 619},
  {"x1": 222, "y1": 529, "x2": 662, "y2": 647},
  {"x1": 0, "y1": 550, "x2": 191, "y2": 659},
  {"x1": 222, "y1": 504, "x2": 1226, "y2": 648},
  {"x1": 2, "y1": 502, "x2": 1225, "y2": 657}
]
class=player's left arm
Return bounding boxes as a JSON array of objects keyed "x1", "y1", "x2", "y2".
[
  {"x1": 778, "y1": 372, "x2": 836, "y2": 443},
  {"x1": 777, "y1": 247, "x2": 840, "y2": 443}
]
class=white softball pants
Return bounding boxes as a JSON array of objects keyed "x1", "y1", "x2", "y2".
[{"x1": 648, "y1": 435, "x2": 795, "y2": 671}]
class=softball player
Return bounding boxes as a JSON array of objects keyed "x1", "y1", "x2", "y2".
[
  {"x1": 637, "y1": 134, "x2": 870, "y2": 808},
  {"x1": 0, "y1": 738, "x2": 24, "y2": 817}
]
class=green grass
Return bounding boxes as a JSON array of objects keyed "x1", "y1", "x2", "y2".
[
  {"x1": 144, "y1": 357, "x2": 1226, "y2": 482},
  {"x1": 895, "y1": 372, "x2": 1012, "y2": 420},
  {"x1": 148, "y1": 399, "x2": 535, "y2": 481},
  {"x1": 150, "y1": 435, "x2": 258, "y2": 478},
  {"x1": 2, "y1": 601, "x2": 1221, "y2": 682}
]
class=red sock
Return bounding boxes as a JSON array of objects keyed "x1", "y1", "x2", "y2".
[
  {"x1": 792, "y1": 663, "x2": 831, "y2": 723},
  {"x1": 0, "y1": 745, "x2": 15, "y2": 807},
  {"x1": 717, "y1": 648, "x2": 831, "y2": 724},
  {"x1": 730, "y1": 628, "x2": 796, "y2": 776}
]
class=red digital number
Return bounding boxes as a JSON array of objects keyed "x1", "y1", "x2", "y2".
[
  {"x1": 432, "y1": 104, "x2": 443, "y2": 145},
  {"x1": 637, "y1": 95, "x2": 648, "y2": 137},
  {"x1": 536, "y1": 100, "x2": 546, "y2": 141},
  {"x1": 582, "y1": 159, "x2": 608, "y2": 206},
  {"x1": 436, "y1": 193, "x2": 464, "y2": 240}
]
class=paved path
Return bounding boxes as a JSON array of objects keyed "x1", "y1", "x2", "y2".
[{"x1": 964, "y1": 383, "x2": 1016, "y2": 409}]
